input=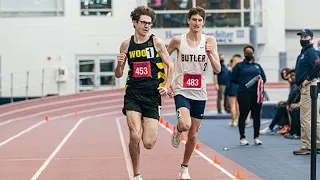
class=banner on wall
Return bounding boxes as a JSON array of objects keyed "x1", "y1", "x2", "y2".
[{"x1": 151, "y1": 28, "x2": 250, "y2": 45}]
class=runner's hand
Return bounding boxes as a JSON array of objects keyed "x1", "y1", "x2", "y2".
[
  {"x1": 157, "y1": 87, "x2": 168, "y2": 97},
  {"x1": 167, "y1": 85, "x2": 174, "y2": 98},
  {"x1": 117, "y1": 53, "x2": 126, "y2": 66},
  {"x1": 205, "y1": 41, "x2": 213, "y2": 56}
]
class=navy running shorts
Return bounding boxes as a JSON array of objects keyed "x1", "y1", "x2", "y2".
[{"x1": 174, "y1": 94, "x2": 206, "y2": 119}]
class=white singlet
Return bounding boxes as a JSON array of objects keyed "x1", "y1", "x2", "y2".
[{"x1": 172, "y1": 33, "x2": 209, "y2": 101}]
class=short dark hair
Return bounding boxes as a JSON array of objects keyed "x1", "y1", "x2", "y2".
[
  {"x1": 188, "y1": 6, "x2": 206, "y2": 21},
  {"x1": 243, "y1": 45, "x2": 255, "y2": 52},
  {"x1": 130, "y1": 5, "x2": 156, "y2": 23},
  {"x1": 288, "y1": 69, "x2": 295, "y2": 74}
]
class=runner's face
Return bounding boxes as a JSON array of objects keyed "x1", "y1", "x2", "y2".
[
  {"x1": 188, "y1": 14, "x2": 204, "y2": 32},
  {"x1": 134, "y1": 15, "x2": 152, "y2": 36}
]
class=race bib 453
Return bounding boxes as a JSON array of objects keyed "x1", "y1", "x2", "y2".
[
  {"x1": 133, "y1": 61, "x2": 151, "y2": 78},
  {"x1": 183, "y1": 74, "x2": 202, "y2": 88}
]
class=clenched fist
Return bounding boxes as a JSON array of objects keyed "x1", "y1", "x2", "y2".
[
  {"x1": 205, "y1": 41, "x2": 213, "y2": 56},
  {"x1": 157, "y1": 86, "x2": 168, "y2": 97},
  {"x1": 117, "y1": 53, "x2": 127, "y2": 66}
]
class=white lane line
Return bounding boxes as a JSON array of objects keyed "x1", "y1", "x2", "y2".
[
  {"x1": 0, "y1": 156, "x2": 129, "y2": 162},
  {"x1": 0, "y1": 121, "x2": 45, "y2": 147},
  {"x1": 0, "y1": 92, "x2": 124, "y2": 117},
  {"x1": 0, "y1": 113, "x2": 77, "y2": 148},
  {"x1": 30, "y1": 118, "x2": 85, "y2": 180},
  {"x1": 116, "y1": 117, "x2": 134, "y2": 180},
  {"x1": 0, "y1": 90, "x2": 203, "y2": 128},
  {"x1": 0, "y1": 99, "x2": 123, "y2": 126},
  {"x1": 29, "y1": 111, "x2": 120, "y2": 179},
  {"x1": 159, "y1": 123, "x2": 237, "y2": 180},
  {"x1": 0, "y1": 107, "x2": 120, "y2": 149}
]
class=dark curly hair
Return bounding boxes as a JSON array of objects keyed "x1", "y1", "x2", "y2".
[
  {"x1": 130, "y1": 5, "x2": 156, "y2": 23},
  {"x1": 188, "y1": 6, "x2": 206, "y2": 21},
  {"x1": 280, "y1": 67, "x2": 292, "y2": 80}
]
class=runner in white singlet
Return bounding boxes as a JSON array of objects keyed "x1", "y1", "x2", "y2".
[{"x1": 166, "y1": 6, "x2": 221, "y2": 180}]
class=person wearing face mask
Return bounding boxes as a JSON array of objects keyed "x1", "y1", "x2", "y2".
[
  {"x1": 293, "y1": 29, "x2": 320, "y2": 155},
  {"x1": 230, "y1": 45, "x2": 266, "y2": 145}
]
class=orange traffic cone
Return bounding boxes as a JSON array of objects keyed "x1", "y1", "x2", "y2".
[
  {"x1": 213, "y1": 156, "x2": 220, "y2": 164},
  {"x1": 159, "y1": 117, "x2": 164, "y2": 124},
  {"x1": 180, "y1": 133, "x2": 185, "y2": 141},
  {"x1": 236, "y1": 168, "x2": 244, "y2": 180},
  {"x1": 195, "y1": 143, "x2": 200, "y2": 150},
  {"x1": 45, "y1": 115, "x2": 49, "y2": 122},
  {"x1": 165, "y1": 121, "x2": 171, "y2": 128}
]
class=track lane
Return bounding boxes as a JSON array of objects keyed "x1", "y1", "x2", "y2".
[
  {"x1": 0, "y1": 83, "x2": 281, "y2": 179},
  {"x1": 0, "y1": 116, "x2": 79, "y2": 179},
  {"x1": 34, "y1": 115, "x2": 129, "y2": 180},
  {"x1": 118, "y1": 117, "x2": 234, "y2": 180}
]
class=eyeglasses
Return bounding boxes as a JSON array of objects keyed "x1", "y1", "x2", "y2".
[{"x1": 137, "y1": 20, "x2": 153, "y2": 27}]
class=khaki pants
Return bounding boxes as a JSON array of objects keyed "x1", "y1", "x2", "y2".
[
  {"x1": 300, "y1": 79, "x2": 320, "y2": 149},
  {"x1": 217, "y1": 85, "x2": 226, "y2": 113}
]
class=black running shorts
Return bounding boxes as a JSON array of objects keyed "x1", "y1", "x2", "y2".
[{"x1": 122, "y1": 98, "x2": 161, "y2": 121}]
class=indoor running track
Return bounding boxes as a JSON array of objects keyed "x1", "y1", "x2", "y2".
[{"x1": 0, "y1": 87, "x2": 262, "y2": 180}]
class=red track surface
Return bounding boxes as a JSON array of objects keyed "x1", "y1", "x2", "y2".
[{"x1": 0, "y1": 83, "x2": 283, "y2": 179}]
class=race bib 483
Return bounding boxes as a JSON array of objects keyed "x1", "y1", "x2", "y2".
[
  {"x1": 183, "y1": 74, "x2": 202, "y2": 88},
  {"x1": 133, "y1": 61, "x2": 151, "y2": 78}
]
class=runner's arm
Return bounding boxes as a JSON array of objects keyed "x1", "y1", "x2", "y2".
[
  {"x1": 206, "y1": 36, "x2": 221, "y2": 73},
  {"x1": 163, "y1": 36, "x2": 180, "y2": 76},
  {"x1": 115, "y1": 39, "x2": 129, "y2": 78},
  {"x1": 154, "y1": 37, "x2": 174, "y2": 89}
]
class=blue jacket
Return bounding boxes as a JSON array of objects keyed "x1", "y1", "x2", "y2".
[
  {"x1": 295, "y1": 44, "x2": 320, "y2": 86},
  {"x1": 231, "y1": 60, "x2": 266, "y2": 93}
]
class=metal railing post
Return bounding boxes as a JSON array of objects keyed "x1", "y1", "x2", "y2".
[
  {"x1": 58, "y1": 68, "x2": 61, "y2": 95},
  {"x1": 10, "y1": 73, "x2": 13, "y2": 103},
  {"x1": 41, "y1": 68, "x2": 45, "y2": 98},
  {"x1": 26, "y1": 71, "x2": 29, "y2": 100},
  {"x1": 310, "y1": 83, "x2": 318, "y2": 180}
]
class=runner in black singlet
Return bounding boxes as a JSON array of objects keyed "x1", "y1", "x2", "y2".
[{"x1": 114, "y1": 5, "x2": 174, "y2": 180}]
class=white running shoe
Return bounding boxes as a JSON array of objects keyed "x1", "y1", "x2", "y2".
[
  {"x1": 232, "y1": 121, "x2": 238, "y2": 126},
  {"x1": 240, "y1": 138, "x2": 249, "y2": 145},
  {"x1": 179, "y1": 166, "x2": 191, "y2": 180},
  {"x1": 254, "y1": 138, "x2": 262, "y2": 145},
  {"x1": 228, "y1": 121, "x2": 238, "y2": 126},
  {"x1": 133, "y1": 174, "x2": 142, "y2": 180},
  {"x1": 259, "y1": 127, "x2": 271, "y2": 134},
  {"x1": 171, "y1": 126, "x2": 181, "y2": 148}
]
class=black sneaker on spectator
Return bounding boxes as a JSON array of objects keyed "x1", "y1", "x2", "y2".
[{"x1": 284, "y1": 133, "x2": 300, "y2": 139}]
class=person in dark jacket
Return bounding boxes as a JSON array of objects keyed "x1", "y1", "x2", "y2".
[
  {"x1": 231, "y1": 45, "x2": 266, "y2": 145},
  {"x1": 260, "y1": 69, "x2": 300, "y2": 135},
  {"x1": 293, "y1": 29, "x2": 320, "y2": 155}
]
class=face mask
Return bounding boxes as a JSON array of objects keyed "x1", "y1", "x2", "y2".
[
  {"x1": 244, "y1": 54, "x2": 253, "y2": 61},
  {"x1": 300, "y1": 40, "x2": 310, "y2": 48},
  {"x1": 220, "y1": 59, "x2": 224, "y2": 63}
]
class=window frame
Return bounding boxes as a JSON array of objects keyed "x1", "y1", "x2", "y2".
[
  {"x1": 80, "y1": 0, "x2": 113, "y2": 17},
  {"x1": 147, "y1": 0, "x2": 262, "y2": 28},
  {"x1": 0, "y1": 0, "x2": 65, "y2": 17}
]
